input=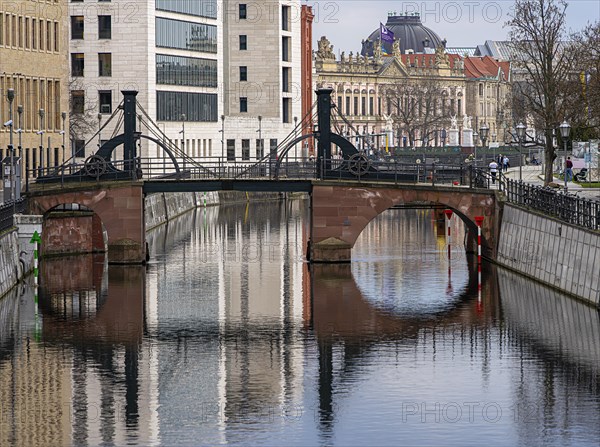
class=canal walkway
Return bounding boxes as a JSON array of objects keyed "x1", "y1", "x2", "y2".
[{"x1": 503, "y1": 165, "x2": 600, "y2": 201}]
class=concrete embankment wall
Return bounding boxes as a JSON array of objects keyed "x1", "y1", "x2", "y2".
[
  {"x1": 497, "y1": 204, "x2": 600, "y2": 307},
  {"x1": 0, "y1": 230, "x2": 22, "y2": 299}
]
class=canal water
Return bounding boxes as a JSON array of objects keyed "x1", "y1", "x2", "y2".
[{"x1": 0, "y1": 199, "x2": 599, "y2": 446}]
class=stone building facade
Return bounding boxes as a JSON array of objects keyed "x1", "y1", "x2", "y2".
[
  {"x1": 0, "y1": 0, "x2": 70, "y2": 176},
  {"x1": 66, "y1": 0, "x2": 302, "y2": 164}
]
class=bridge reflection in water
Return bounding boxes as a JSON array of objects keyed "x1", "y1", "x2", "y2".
[{"x1": 0, "y1": 203, "x2": 598, "y2": 446}]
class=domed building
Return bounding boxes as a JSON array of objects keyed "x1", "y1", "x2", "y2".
[{"x1": 361, "y1": 13, "x2": 445, "y2": 57}]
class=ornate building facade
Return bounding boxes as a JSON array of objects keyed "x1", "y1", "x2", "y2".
[{"x1": 314, "y1": 14, "x2": 512, "y2": 150}]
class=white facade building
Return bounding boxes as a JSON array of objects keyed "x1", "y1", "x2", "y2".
[{"x1": 68, "y1": 0, "x2": 302, "y2": 164}]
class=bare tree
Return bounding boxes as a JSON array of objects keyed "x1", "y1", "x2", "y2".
[
  {"x1": 507, "y1": 0, "x2": 577, "y2": 184},
  {"x1": 572, "y1": 21, "x2": 600, "y2": 137},
  {"x1": 68, "y1": 78, "x2": 98, "y2": 158},
  {"x1": 384, "y1": 78, "x2": 452, "y2": 148}
]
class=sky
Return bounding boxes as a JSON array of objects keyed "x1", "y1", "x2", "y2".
[{"x1": 309, "y1": 0, "x2": 600, "y2": 54}]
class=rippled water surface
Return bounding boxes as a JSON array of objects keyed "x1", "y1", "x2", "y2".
[{"x1": 1, "y1": 199, "x2": 599, "y2": 446}]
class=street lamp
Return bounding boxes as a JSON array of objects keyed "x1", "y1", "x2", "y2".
[
  {"x1": 61, "y1": 112, "x2": 67, "y2": 164},
  {"x1": 559, "y1": 120, "x2": 571, "y2": 191},
  {"x1": 6, "y1": 89, "x2": 15, "y2": 205},
  {"x1": 491, "y1": 132, "x2": 497, "y2": 162},
  {"x1": 294, "y1": 116, "x2": 298, "y2": 160},
  {"x1": 257, "y1": 115, "x2": 262, "y2": 158},
  {"x1": 479, "y1": 123, "x2": 489, "y2": 164},
  {"x1": 97, "y1": 112, "x2": 103, "y2": 149},
  {"x1": 17, "y1": 105, "x2": 23, "y2": 156},
  {"x1": 38, "y1": 108, "x2": 45, "y2": 174},
  {"x1": 516, "y1": 122, "x2": 526, "y2": 182},
  {"x1": 180, "y1": 113, "x2": 186, "y2": 170},
  {"x1": 473, "y1": 131, "x2": 478, "y2": 167}
]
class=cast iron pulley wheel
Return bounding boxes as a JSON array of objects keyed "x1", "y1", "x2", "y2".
[
  {"x1": 84, "y1": 155, "x2": 107, "y2": 178},
  {"x1": 347, "y1": 153, "x2": 370, "y2": 176}
]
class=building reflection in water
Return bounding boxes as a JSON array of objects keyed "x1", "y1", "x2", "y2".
[{"x1": 0, "y1": 202, "x2": 598, "y2": 445}]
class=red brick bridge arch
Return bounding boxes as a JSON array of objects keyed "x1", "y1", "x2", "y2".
[
  {"x1": 310, "y1": 183, "x2": 498, "y2": 263},
  {"x1": 28, "y1": 183, "x2": 146, "y2": 264}
]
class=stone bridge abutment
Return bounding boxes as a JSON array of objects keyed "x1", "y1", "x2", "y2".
[{"x1": 28, "y1": 182, "x2": 146, "y2": 264}]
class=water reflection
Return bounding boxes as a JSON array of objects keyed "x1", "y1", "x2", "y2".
[{"x1": 0, "y1": 201, "x2": 598, "y2": 446}]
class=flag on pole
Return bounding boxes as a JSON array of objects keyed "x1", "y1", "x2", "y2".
[{"x1": 380, "y1": 23, "x2": 394, "y2": 44}]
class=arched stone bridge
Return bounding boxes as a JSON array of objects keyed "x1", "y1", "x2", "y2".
[
  {"x1": 27, "y1": 179, "x2": 498, "y2": 264},
  {"x1": 310, "y1": 181, "x2": 497, "y2": 262}
]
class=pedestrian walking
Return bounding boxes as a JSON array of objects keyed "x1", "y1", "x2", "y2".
[
  {"x1": 488, "y1": 160, "x2": 498, "y2": 184},
  {"x1": 503, "y1": 155, "x2": 509, "y2": 172},
  {"x1": 565, "y1": 156, "x2": 573, "y2": 182}
]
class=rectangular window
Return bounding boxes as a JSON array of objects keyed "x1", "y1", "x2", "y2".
[
  {"x1": 283, "y1": 98, "x2": 291, "y2": 123},
  {"x1": 54, "y1": 22, "x2": 59, "y2": 51},
  {"x1": 361, "y1": 97, "x2": 366, "y2": 116},
  {"x1": 282, "y1": 36, "x2": 290, "y2": 61},
  {"x1": 98, "y1": 16, "x2": 111, "y2": 39},
  {"x1": 239, "y1": 66, "x2": 247, "y2": 81},
  {"x1": 39, "y1": 20, "x2": 44, "y2": 50},
  {"x1": 227, "y1": 139, "x2": 235, "y2": 161},
  {"x1": 270, "y1": 139, "x2": 278, "y2": 160},
  {"x1": 46, "y1": 20, "x2": 51, "y2": 50},
  {"x1": 239, "y1": 35, "x2": 247, "y2": 50},
  {"x1": 17, "y1": 17, "x2": 22, "y2": 47},
  {"x1": 71, "y1": 16, "x2": 83, "y2": 39},
  {"x1": 282, "y1": 5, "x2": 291, "y2": 31},
  {"x1": 256, "y1": 139, "x2": 264, "y2": 159},
  {"x1": 99, "y1": 53, "x2": 112, "y2": 76},
  {"x1": 156, "y1": 91, "x2": 218, "y2": 122},
  {"x1": 345, "y1": 97, "x2": 350, "y2": 116},
  {"x1": 71, "y1": 53, "x2": 84, "y2": 76},
  {"x1": 156, "y1": 0, "x2": 218, "y2": 19},
  {"x1": 24, "y1": 18, "x2": 29, "y2": 48},
  {"x1": 156, "y1": 17, "x2": 218, "y2": 53},
  {"x1": 71, "y1": 90, "x2": 84, "y2": 114},
  {"x1": 99, "y1": 90, "x2": 112, "y2": 114},
  {"x1": 240, "y1": 97, "x2": 248, "y2": 113},
  {"x1": 32, "y1": 19, "x2": 36, "y2": 49},
  {"x1": 156, "y1": 54, "x2": 218, "y2": 87},
  {"x1": 74, "y1": 139, "x2": 85, "y2": 158},
  {"x1": 239, "y1": 4, "x2": 247, "y2": 19},
  {"x1": 0, "y1": 14, "x2": 3, "y2": 45},
  {"x1": 354, "y1": 97, "x2": 358, "y2": 116},
  {"x1": 282, "y1": 67, "x2": 290, "y2": 92},
  {"x1": 378, "y1": 97, "x2": 381, "y2": 115},
  {"x1": 242, "y1": 139, "x2": 250, "y2": 160},
  {"x1": 369, "y1": 97, "x2": 374, "y2": 116},
  {"x1": 458, "y1": 98, "x2": 462, "y2": 115},
  {"x1": 337, "y1": 96, "x2": 342, "y2": 111}
]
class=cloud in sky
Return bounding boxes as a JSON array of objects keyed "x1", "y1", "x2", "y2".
[{"x1": 310, "y1": 0, "x2": 600, "y2": 54}]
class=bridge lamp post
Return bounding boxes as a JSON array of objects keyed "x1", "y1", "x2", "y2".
[
  {"x1": 472, "y1": 131, "x2": 478, "y2": 167},
  {"x1": 38, "y1": 108, "x2": 45, "y2": 174},
  {"x1": 516, "y1": 122, "x2": 526, "y2": 182},
  {"x1": 7, "y1": 89, "x2": 15, "y2": 205},
  {"x1": 61, "y1": 112, "x2": 66, "y2": 165},
  {"x1": 220, "y1": 115, "x2": 225, "y2": 170},
  {"x1": 180, "y1": 114, "x2": 186, "y2": 171},
  {"x1": 559, "y1": 120, "x2": 571, "y2": 192},
  {"x1": 492, "y1": 132, "x2": 497, "y2": 162},
  {"x1": 294, "y1": 116, "x2": 298, "y2": 160},
  {"x1": 257, "y1": 115, "x2": 262, "y2": 159},
  {"x1": 479, "y1": 123, "x2": 489, "y2": 164}
]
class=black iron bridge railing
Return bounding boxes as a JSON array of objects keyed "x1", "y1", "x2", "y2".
[
  {"x1": 30, "y1": 156, "x2": 487, "y2": 188},
  {"x1": 0, "y1": 198, "x2": 26, "y2": 233}
]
